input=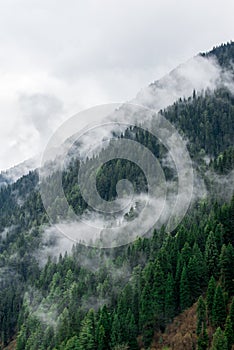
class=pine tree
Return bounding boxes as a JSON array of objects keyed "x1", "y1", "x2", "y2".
[
  {"x1": 57, "y1": 307, "x2": 70, "y2": 343},
  {"x1": 197, "y1": 296, "x2": 206, "y2": 336},
  {"x1": 220, "y1": 243, "x2": 234, "y2": 295},
  {"x1": 212, "y1": 285, "x2": 226, "y2": 328},
  {"x1": 192, "y1": 243, "x2": 207, "y2": 288},
  {"x1": 180, "y1": 265, "x2": 191, "y2": 311},
  {"x1": 96, "y1": 305, "x2": 111, "y2": 350},
  {"x1": 197, "y1": 296, "x2": 208, "y2": 350},
  {"x1": 205, "y1": 231, "x2": 219, "y2": 278},
  {"x1": 111, "y1": 313, "x2": 121, "y2": 347},
  {"x1": 207, "y1": 276, "x2": 216, "y2": 321},
  {"x1": 78, "y1": 309, "x2": 96, "y2": 350},
  {"x1": 97, "y1": 324, "x2": 105, "y2": 350},
  {"x1": 153, "y1": 260, "x2": 165, "y2": 328},
  {"x1": 211, "y1": 327, "x2": 228, "y2": 350},
  {"x1": 187, "y1": 256, "x2": 201, "y2": 302},
  {"x1": 64, "y1": 336, "x2": 80, "y2": 350},
  {"x1": 229, "y1": 298, "x2": 234, "y2": 333},
  {"x1": 125, "y1": 310, "x2": 138, "y2": 350},
  {"x1": 224, "y1": 315, "x2": 234, "y2": 350},
  {"x1": 197, "y1": 329, "x2": 209, "y2": 350},
  {"x1": 165, "y1": 273, "x2": 176, "y2": 323},
  {"x1": 140, "y1": 280, "x2": 155, "y2": 348}
]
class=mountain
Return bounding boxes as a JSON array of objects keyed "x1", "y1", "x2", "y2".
[
  {"x1": 0, "y1": 157, "x2": 40, "y2": 188},
  {"x1": 0, "y1": 42, "x2": 233, "y2": 350}
]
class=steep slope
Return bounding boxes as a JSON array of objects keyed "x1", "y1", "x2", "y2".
[{"x1": 0, "y1": 42, "x2": 233, "y2": 350}]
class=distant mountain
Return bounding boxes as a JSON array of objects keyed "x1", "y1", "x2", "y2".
[{"x1": 0, "y1": 157, "x2": 40, "y2": 188}]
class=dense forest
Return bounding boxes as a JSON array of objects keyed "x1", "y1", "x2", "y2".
[{"x1": 0, "y1": 42, "x2": 233, "y2": 350}]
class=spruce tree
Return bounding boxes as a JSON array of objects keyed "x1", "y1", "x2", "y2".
[
  {"x1": 165, "y1": 273, "x2": 176, "y2": 323},
  {"x1": 97, "y1": 324, "x2": 105, "y2": 350},
  {"x1": 78, "y1": 309, "x2": 96, "y2": 350},
  {"x1": 64, "y1": 336, "x2": 80, "y2": 350},
  {"x1": 197, "y1": 329, "x2": 209, "y2": 350},
  {"x1": 111, "y1": 313, "x2": 121, "y2": 348},
  {"x1": 125, "y1": 310, "x2": 138, "y2": 350},
  {"x1": 212, "y1": 285, "x2": 226, "y2": 328},
  {"x1": 140, "y1": 280, "x2": 155, "y2": 348},
  {"x1": 206, "y1": 276, "x2": 216, "y2": 321},
  {"x1": 205, "y1": 231, "x2": 219, "y2": 279},
  {"x1": 187, "y1": 256, "x2": 201, "y2": 302},
  {"x1": 196, "y1": 296, "x2": 206, "y2": 336},
  {"x1": 153, "y1": 260, "x2": 165, "y2": 328},
  {"x1": 229, "y1": 298, "x2": 234, "y2": 333},
  {"x1": 180, "y1": 265, "x2": 191, "y2": 311},
  {"x1": 197, "y1": 296, "x2": 209, "y2": 350},
  {"x1": 220, "y1": 243, "x2": 234, "y2": 295},
  {"x1": 211, "y1": 327, "x2": 228, "y2": 350},
  {"x1": 224, "y1": 315, "x2": 233, "y2": 350},
  {"x1": 96, "y1": 305, "x2": 111, "y2": 350}
]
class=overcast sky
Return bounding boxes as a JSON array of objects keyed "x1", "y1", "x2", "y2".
[{"x1": 0, "y1": 0, "x2": 233, "y2": 170}]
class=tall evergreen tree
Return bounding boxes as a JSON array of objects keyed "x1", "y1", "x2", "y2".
[
  {"x1": 111, "y1": 314, "x2": 121, "y2": 348},
  {"x1": 125, "y1": 310, "x2": 138, "y2": 350},
  {"x1": 140, "y1": 280, "x2": 155, "y2": 348},
  {"x1": 206, "y1": 276, "x2": 216, "y2": 321},
  {"x1": 197, "y1": 296, "x2": 209, "y2": 350},
  {"x1": 205, "y1": 231, "x2": 219, "y2": 278},
  {"x1": 196, "y1": 296, "x2": 207, "y2": 336},
  {"x1": 153, "y1": 260, "x2": 165, "y2": 328},
  {"x1": 229, "y1": 298, "x2": 234, "y2": 333},
  {"x1": 96, "y1": 305, "x2": 111, "y2": 350},
  {"x1": 180, "y1": 265, "x2": 191, "y2": 311},
  {"x1": 224, "y1": 315, "x2": 234, "y2": 350},
  {"x1": 165, "y1": 273, "x2": 176, "y2": 323},
  {"x1": 187, "y1": 256, "x2": 202, "y2": 302},
  {"x1": 212, "y1": 285, "x2": 226, "y2": 328},
  {"x1": 220, "y1": 243, "x2": 234, "y2": 295},
  {"x1": 64, "y1": 336, "x2": 80, "y2": 350},
  {"x1": 78, "y1": 309, "x2": 96, "y2": 350},
  {"x1": 211, "y1": 327, "x2": 228, "y2": 350}
]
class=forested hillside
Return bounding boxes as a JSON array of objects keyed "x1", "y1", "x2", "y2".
[{"x1": 0, "y1": 42, "x2": 233, "y2": 350}]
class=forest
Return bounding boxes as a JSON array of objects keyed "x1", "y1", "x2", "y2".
[{"x1": 0, "y1": 42, "x2": 233, "y2": 350}]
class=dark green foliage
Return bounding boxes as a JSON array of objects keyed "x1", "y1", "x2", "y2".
[
  {"x1": 0, "y1": 42, "x2": 233, "y2": 350},
  {"x1": 64, "y1": 336, "x2": 80, "y2": 350},
  {"x1": 220, "y1": 243, "x2": 234, "y2": 295},
  {"x1": 78, "y1": 309, "x2": 96, "y2": 350},
  {"x1": 224, "y1": 316, "x2": 234, "y2": 350},
  {"x1": 162, "y1": 87, "x2": 234, "y2": 158},
  {"x1": 197, "y1": 297, "x2": 208, "y2": 350},
  {"x1": 205, "y1": 231, "x2": 219, "y2": 279},
  {"x1": 206, "y1": 276, "x2": 216, "y2": 321},
  {"x1": 212, "y1": 285, "x2": 227, "y2": 328},
  {"x1": 230, "y1": 298, "x2": 234, "y2": 333},
  {"x1": 180, "y1": 265, "x2": 191, "y2": 311},
  {"x1": 200, "y1": 41, "x2": 234, "y2": 71},
  {"x1": 164, "y1": 273, "x2": 176, "y2": 323},
  {"x1": 196, "y1": 296, "x2": 206, "y2": 336},
  {"x1": 197, "y1": 329, "x2": 209, "y2": 350},
  {"x1": 211, "y1": 327, "x2": 228, "y2": 350}
]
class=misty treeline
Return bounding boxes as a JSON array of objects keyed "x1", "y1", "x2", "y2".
[
  {"x1": 0, "y1": 86, "x2": 233, "y2": 229},
  {"x1": 0, "y1": 42, "x2": 233, "y2": 349}
]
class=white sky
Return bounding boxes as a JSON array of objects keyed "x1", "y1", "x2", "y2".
[{"x1": 0, "y1": 0, "x2": 233, "y2": 170}]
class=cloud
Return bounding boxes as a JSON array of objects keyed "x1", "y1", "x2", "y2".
[
  {"x1": 135, "y1": 55, "x2": 234, "y2": 110},
  {"x1": 0, "y1": 0, "x2": 233, "y2": 170}
]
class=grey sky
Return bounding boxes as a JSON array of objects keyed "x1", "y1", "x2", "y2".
[{"x1": 0, "y1": 0, "x2": 233, "y2": 170}]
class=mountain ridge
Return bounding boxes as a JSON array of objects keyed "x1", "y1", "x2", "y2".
[{"x1": 0, "y1": 42, "x2": 233, "y2": 350}]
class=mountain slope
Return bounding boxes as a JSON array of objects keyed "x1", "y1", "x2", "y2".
[{"x1": 0, "y1": 42, "x2": 233, "y2": 350}]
